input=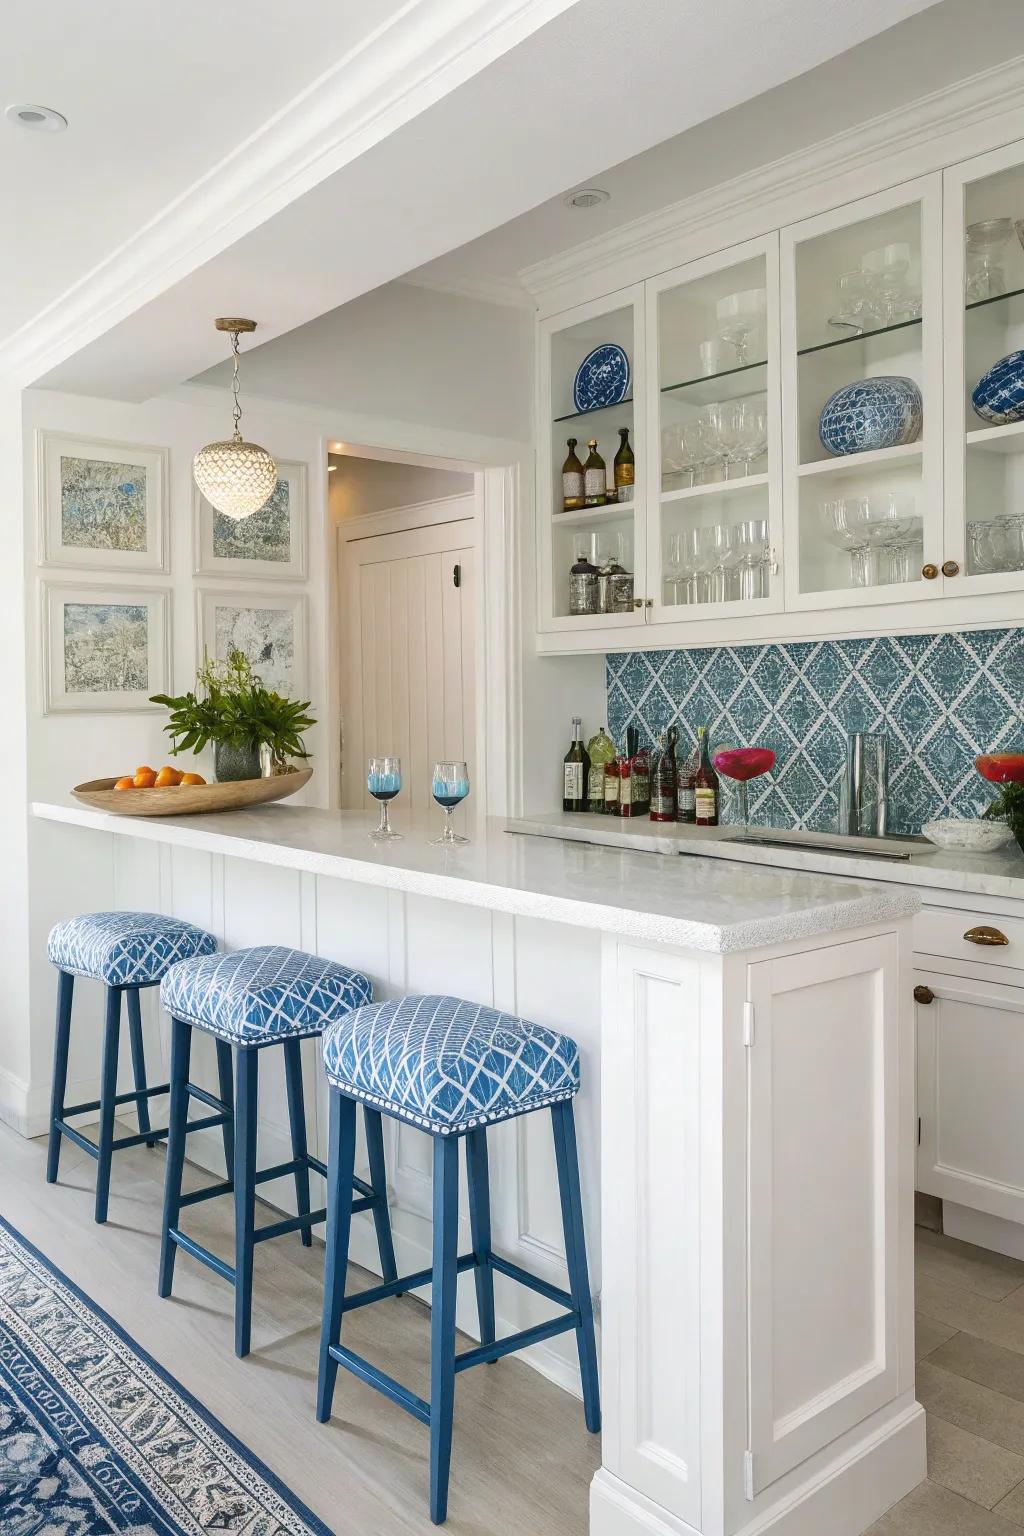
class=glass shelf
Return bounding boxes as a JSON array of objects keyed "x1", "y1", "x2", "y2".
[
  {"x1": 661, "y1": 358, "x2": 767, "y2": 407},
  {"x1": 797, "y1": 314, "x2": 922, "y2": 360},
  {"x1": 553, "y1": 397, "x2": 633, "y2": 425},
  {"x1": 965, "y1": 284, "x2": 1024, "y2": 315}
]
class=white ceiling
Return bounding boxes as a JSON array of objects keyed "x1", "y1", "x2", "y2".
[
  {"x1": 0, "y1": 0, "x2": 408, "y2": 341},
  {"x1": 409, "y1": 0, "x2": 1024, "y2": 294},
  {"x1": 34, "y1": 0, "x2": 939, "y2": 401}
]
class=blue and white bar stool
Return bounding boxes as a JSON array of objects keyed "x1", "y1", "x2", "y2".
[
  {"x1": 317, "y1": 994, "x2": 600, "y2": 1526},
  {"x1": 46, "y1": 910, "x2": 218, "y2": 1224},
  {"x1": 158, "y1": 945, "x2": 398, "y2": 1358}
]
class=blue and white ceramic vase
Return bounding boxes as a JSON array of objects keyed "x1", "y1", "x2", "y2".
[
  {"x1": 971, "y1": 350, "x2": 1024, "y2": 426},
  {"x1": 818, "y1": 375, "x2": 923, "y2": 456}
]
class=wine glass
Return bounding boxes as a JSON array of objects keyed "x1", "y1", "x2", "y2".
[
  {"x1": 707, "y1": 401, "x2": 746, "y2": 480},
  {"x1": 716, "y1": 289, "x2": 766, "y2": 365},
  {"x1": 367, "y1": 755, "x2": 402, "y2": 841},
  {"x1": 822, "y1": 498, "x2": 872, "y2": 588},
  {"x1": 431, "y1": 760, "x2": 470, "y2": 846},
  {"x1": 736, "y1": 398, "x2": 768, "y2": 475},
  {"x1": 733, "y1": 518, "x2": 770, "y2": 600},
  {"x1": 712, "y1": 747, "x2": 776, "y2": 837},
  {"x1": 966, "y1": 218, "x2": 1014, "y2": 302},
  {"x1": 661, "y1": 424, "x2": 685, "y2": 488}
]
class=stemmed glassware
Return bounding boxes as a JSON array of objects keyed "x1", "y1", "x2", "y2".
[
  {"x1": 862, "y1": 243, "x2": 912, "y2": 325},
  {"x1": 736, "y1": 399, "x2": 768, "y2": 475},
  {"x1": 716, "y1": 289, "x2": 766, "y2": 365},
  {"x1": 966, "y1": 218, "x2": 1014, "y2": 302},
  {"x1": 430, "y1": 760, "x2": 470, "y2": 846},
  {"x1": 367, "y1": 755, "x2": 402, "y2": 841},
  {"x1": 822, "y1": 499, "x2": 873, "y2": 588},
  {"x1": 712, "y1": 748, "x2": 776, "y2": 837},
  {"x1": 828, "y1": 270, "x2": 874, "y2": 334}
]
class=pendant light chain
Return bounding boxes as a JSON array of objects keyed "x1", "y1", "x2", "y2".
[{"x1": 231, "y1": 329, "x2": 243, "y2": 440}]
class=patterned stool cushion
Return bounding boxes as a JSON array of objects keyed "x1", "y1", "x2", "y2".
[
  {"x1": 47, "y1": 911, "x2": 217, "y2": 987},
  {"x1": 321, "y1": 995, "x2": 580, "y2": 1134},
  {"x1": 161, "y1": 945, "x2": 372, "y2": 1045}
]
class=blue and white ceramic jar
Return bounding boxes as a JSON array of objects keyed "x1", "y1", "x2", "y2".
[
  {"x1": 971, "y1": 350, "x2": 1024, "y2": 426},
  {"x1": 818, "y1": 375, "x2": 923, "y2": 456}
]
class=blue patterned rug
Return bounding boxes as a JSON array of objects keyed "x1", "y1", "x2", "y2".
[{"x1": 0, "y1": 1215, "x2": 332, "y2": 1535}]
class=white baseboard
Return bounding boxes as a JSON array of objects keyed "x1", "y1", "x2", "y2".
[
  {"x1": 590, "y1": 1403, "x2": 926, "y2": 1536},
  {"x1": 943, "y1": 1201, "x2": 1024, "y2": 1262}
]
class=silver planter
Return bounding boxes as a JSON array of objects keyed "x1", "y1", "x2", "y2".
[{"x1": 213, "y1": 740, "x2": 262, "y2": 782}]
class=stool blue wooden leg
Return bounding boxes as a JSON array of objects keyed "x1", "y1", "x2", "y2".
[
  {"x1": 551, "y1": 1101, "x2": 601, "y2": 1433},
  {"x1": 94, "y1": 987, "x2": 123, "y2": 1225},
  {"x1": 215, "y1": 1040, "x2": 234, "y2": 1177},
  {"x1": 283, "y1": 1038, "x2": 312, "y2": 1248},
  {"x1": 465, "y1": 1128, "x2": 495, "y2": 1351},
  {"x1": 158, "y1": 1018, "x2": 193, "y2": 1298},
  {"x1": 126, "y1": 987, "x2": 156, "y2": 1148},
  {"x1": 46, "y1": 971, "x2": 74, "y2": 1184},
  {"x1": 234, "y1": 1046, "x2": 259, "y2": 1358},
  {"x1": 429, "y1": 1134, "x2": 460, "y2": 1525},
  {"x1": 317, "y1": 1090, "x2": 357, "y2": 1423},
  {"x1": 363, "y1": 1107, "x2": 397, "y2": 1283}
]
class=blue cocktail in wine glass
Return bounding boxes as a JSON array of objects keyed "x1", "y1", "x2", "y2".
[
  {"x1": 430, "y1": 759, "x2": 470, "y2": 846},
  {"x1": 367, "y1": 755, "x2": 402, "y2": 841}
]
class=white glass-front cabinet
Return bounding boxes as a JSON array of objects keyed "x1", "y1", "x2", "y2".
[
  {"x1": 944, "y1": 138, "x2": 1024, "y2": 599},
  {"x1": 646, "y1": 236, "x2": 783, "y2": 622}
]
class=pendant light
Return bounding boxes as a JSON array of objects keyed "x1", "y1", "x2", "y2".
[{"x1": 193, "y1": 318, "x2": 278, "y2": 520}]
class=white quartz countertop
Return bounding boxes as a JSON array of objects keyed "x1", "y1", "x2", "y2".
[
  {"x1": 31, "y1": 800, "x2": 918, "y2": 954},
  {"x1": 507, "y1": 811, "x2": 1024, "y2": 901}
]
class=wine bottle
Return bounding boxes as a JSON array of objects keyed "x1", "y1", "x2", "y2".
[
  {"x1": 583, "y1": 440, "x2": 606, "y2": 507},
  {"x1": 586, "y1": 725, "x2": 615, "y2": 812},
  {"x1": 561, "y1": 438, "x2": 585, "y2": 512},
  {"x1": 563, "y1": 715, "x2": 590, "y2": 813},
  {"x1": 694, "y1": 726, "x2": 720, "y2": 827},
  {"x1": 603, "y1": 752, "x2": 622, "y2": 814},
  {"x1": 614, "y1": 427, "x2": 635, "y2": 502},
  {"x1": 650, "y1": 731, "x2": 677, "y2": 822},
  {"x1": 677, "y1": 735, "x2": 698, "y2": 825}
]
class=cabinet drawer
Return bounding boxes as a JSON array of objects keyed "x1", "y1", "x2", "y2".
[{"x1": 916, "y1": 908, "x2": 1024, "y2": 972}]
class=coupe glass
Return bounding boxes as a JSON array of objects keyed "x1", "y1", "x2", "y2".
[
  {"x1": 862, "y1": 243, "x2": 911, "y2": 325},
  {"x1": 716, "y1": 288, "x2": 766, "y2": 365},
  {"x1": 883, "y1": 515, "x2": 923, "y2": 584},
  {"x1": 712, "y1": 748, "x2": 776, "y2": 836},
  {"x1": 367, "y1": 755, "x2": 402, "y2": 841},
  {"x1": 966, "y1": 218, "x2": 1014, "y2": 302},
  {"x1": 857, "y1": 493, "x2": 915, "y2": 579},
  {"x1": 431, "y1": 760, "x2": 470, "y2": 846},
  {"x1": 822, "y1": 498, "x2": 873, "y2": 587}
]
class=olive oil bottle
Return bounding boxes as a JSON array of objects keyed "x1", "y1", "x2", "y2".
[{"x1": 561, "y1": 438, "x2": 585, "y2": 512}]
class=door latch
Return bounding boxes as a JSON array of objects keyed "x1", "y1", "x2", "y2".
[{"x1": 453, "y1": 563, "x2": 461, "y2": 589}]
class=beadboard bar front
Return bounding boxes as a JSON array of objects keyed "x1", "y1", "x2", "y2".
[{"x1": 29, "y1": 802, "x2": 924, "y2": 1536}]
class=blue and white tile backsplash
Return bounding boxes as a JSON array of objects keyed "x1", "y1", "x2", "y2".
[{"x1": 607, "y1": 629, "x2": 1024, "y2": 835}]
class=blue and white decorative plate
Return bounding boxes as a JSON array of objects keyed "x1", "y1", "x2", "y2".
[
  {"x1": 972, "y1": 350, "x2": 1024, "y2": 425},
  {"x1": 819, "y1": 375, "x2": 923, "y2": 456},
  {"x1": 573, "y1": 343, "x2": 630, "y2": 413}
]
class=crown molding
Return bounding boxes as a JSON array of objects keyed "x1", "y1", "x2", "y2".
[
  {"x1": 398, "y1": 273, "x2": 536, "y2": 312},
  {"x1": 519, "y1": 53, "x2": 1024, "y2": 309},
  {"x1": 2, "y1": 0, "x2": 575, "y2": 390}
]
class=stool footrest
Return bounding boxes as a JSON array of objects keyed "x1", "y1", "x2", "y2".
[
  {"x1": 179, "y1": 1179, "x2": 234, "y2": 1208},
  {"x1": 340, "y1": 1252, "x2": 479, "y2": 1314},
  {"x1": 63, "y1": 1082, "x2": 170, "y2": 1119},
  {"x1": 185, "y1": 1082, "x2": 231, "y2": 1115},
  {"x1": 454, "y1": 1312, "x2": 578, "y2": 1373},
  {"x1": 328, "y1": 1344, "x2": 431, "y2": 1425},
  {"x1": 254, "y1": 1207, "x2": 327, "y2": 1243},
  {"x1": 489, "y1": 1253, "x2": 574, "y2": 1310},
  {"x1": 168, "y1": 1228, "x2": 235, "y2": 1284}
]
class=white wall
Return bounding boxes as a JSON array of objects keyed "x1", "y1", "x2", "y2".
[{"x1": 328, "y1": 453, "x2": 471, "y2": 522}]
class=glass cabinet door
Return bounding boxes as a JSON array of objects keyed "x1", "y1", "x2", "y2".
[
  {"x1": 646, "y1": 237, "x2": 781, "y2": 621},
  {"x1": 538, "y1": 285, "x2": 646, "y2": 631},
  {"x1": 782, "y1": 176, "x2": 943, "y2": 610},
  {"x1": 943, "y1": 140, "x2": 1024, "y2": 596}
]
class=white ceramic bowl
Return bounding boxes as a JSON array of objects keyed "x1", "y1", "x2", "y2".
[{"x1": 921, "y1": 818, "x2": 1015, "y2": 853}]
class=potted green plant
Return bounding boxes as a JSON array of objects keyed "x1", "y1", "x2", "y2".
[
  {"x1": 978, "y1": 753, "x2": 1024, "y2": 852},
  {"x1": 151, "y1": 650, "x2": 316, "y2": 782}
]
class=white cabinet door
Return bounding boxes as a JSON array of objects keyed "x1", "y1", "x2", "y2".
[
  {"x1": 916, "y1": 968, "x2": 1024, "y2": 1223},
  {"x1": 746, "y1": 934, "x2": 902, "y2": 1497}
]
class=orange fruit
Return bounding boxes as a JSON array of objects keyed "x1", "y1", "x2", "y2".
[
  {"x1": 134, "y1": 765, "x2": 154, "y2": 777},
  {"x1": 179, "y1": 772, "x2": 206, "y2": 786},
  {"x1": 113, "y1": 776, "x2": 135, "y2": 791},
  {"x1": 133, "y1": 769, "x2": 157, "y2": 789},
  {"x1": 154, "y1": 765, "x2": 182, "y2": 787}
]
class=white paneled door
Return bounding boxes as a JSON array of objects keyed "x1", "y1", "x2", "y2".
[{"x1": 342, "y1": 510, "x2": 477, "y2": 817}]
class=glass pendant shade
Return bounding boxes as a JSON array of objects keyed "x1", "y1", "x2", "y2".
[
  {"x1": 193, "y1": 316, "x2": 277, "y2": 519},
  {"x1": 193, "y1": 433, "x2": 277, "y2": 520}
]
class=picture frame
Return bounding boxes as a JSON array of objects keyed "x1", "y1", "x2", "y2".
[
  {"x1": 195, "y1": 587, "x2": 309, "y2": 697},
  {"x1": 192, "y1": 461, "x2": 307, "y2": 579},
  {"x1": 38, "y1": 432, "x2": 169, "y2": 573},
  {"x1": 42, "y1": 581, "x2": 171, "y2": 714}
]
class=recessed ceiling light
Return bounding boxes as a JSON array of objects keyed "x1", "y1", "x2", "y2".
[
  {"x1": 6, "y1": 103, "x2": 67, "y2": 132},
  {"x1": 564, "y1": 187, "x2": 610, "y2": 211}
]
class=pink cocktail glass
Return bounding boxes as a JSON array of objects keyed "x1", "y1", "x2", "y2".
[{"x1": 712, "y1": 747, "x2": 776, "y2": 835}]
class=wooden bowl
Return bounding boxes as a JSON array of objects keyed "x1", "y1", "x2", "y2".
[{"x1": 71, "y1": 768, "x2": 313, "y2": 817}]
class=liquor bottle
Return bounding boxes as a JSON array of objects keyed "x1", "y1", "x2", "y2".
[
  {"x1": 604, "y1": 751, "x2": 622, "y2": 814},
  {"x1": 561, "y1": 438, "x2": 585, "y2": 512},
  {"x1": 614, "y1": 427, "x2": 635, "y2": 502},
  {"x1": 694, "y1": 726, "x2": 720, "y2": 827},
  {"x1": 583, "y1": 440, "x2": 607, "y2": 507},
  {"x1": 650, "y1": 730, "x2": 677, "y2": 822},
  {"x1": 677, "y1": 734, "x2": 698, "y2": 824},
  {"x1": 586, "y1": 725, "x2": 615, "y2": 812},
  {"x1": 563, "y1": 716, "x2": 590, "y2": 813},
  {"x1": 568, "y1": 545, "x2": 599, "y2": 615},
  {"x1": 619, "y1": 726, "x2": 649, "y2": 818}
]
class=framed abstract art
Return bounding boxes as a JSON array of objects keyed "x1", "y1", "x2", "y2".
[
  {"x1": 193, "y1": 461, "x2": 307, "y2": 579},
  {"x1": 42, "y1": 582, "x2": 170, "y2": 713},
  {"x1": 196, "y1": 588, "x2": 308, "y2": 697},
  {"x1": 38, "y1": 433, "x2": 169, "y2": 572}
]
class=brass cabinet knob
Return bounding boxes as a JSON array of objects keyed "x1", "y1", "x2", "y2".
[
  {"x1": 633, "y1": 598, "x2": 644, "y2": 609},
  {"x1": 963, "y1": 924, "x2": 1009, "y2": 946},
  {"x1": 645, "y1": 597, "x2": 654, "y2": 608},
  {"x1": 942, "y1": 560, "x2": 961, "y2": 578},
  {"x1": 914, "y1": 984, "x2": 934, "y2": 1004},
  {"x1": 922, "y1": 563, "x2": 939, "y2": 580}
]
